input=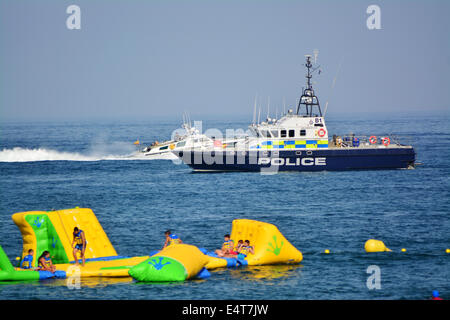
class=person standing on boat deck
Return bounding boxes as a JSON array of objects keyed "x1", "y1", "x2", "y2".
[
  {"x1": 163, "y1": 230, "x2": 183, "y2": 249},
  {"x1": 72, "y1": 227, "x2": 86, "y2": 266}
]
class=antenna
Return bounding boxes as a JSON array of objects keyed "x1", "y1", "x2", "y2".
[
  {"x1": 324, "y1": 56, "x2": 344, "y2": 116},
  {"x1": 267, "y1": 96, "x2": 270, "y2": 119},
  {"x1": 313, "y1": 49, "x2": 319, "y2": 64},
  {"x1": 252, "y1": 94, "x2": 258, "y2": 125},
  {"x1": 257, "y1": 105, "x2": 261, "y2": 124},
  {"x1": 283, "y1": 97, "x2": 286, "y2": 115}
]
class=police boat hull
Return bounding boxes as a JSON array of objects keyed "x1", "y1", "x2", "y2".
[{"x1": 174, "y1": 146, "x2": 415, "y2": 172}]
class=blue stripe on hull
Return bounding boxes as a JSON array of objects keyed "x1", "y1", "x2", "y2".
[{"x1": 174, "y1": 148, "x2": 416, "y2": 172}]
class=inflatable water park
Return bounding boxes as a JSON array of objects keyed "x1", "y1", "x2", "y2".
[{"x1": 0, "y1": 208, "x2": 303, "y2": 282}]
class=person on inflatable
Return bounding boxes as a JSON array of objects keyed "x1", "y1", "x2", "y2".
[
  {"x1": 72, "y1": 227, "x2": 86, "y2": 266},
  {"x1": 234, "y1": 240, "x2": 244, "y2": 254},
  {"x1": 163, "y1": 230, "x2": 183, "y2": 249},
  {"x1": 236, "y1": 240, "x2": 255, "y2": 260},
  {"x1": 37, "y1": 251, "x2": 56, "y2": 273},
  {"x1": 431, "y1": 290, "x2": 443, "y2": 300},
  {"x1": 21, "y1": 249, "x2": 35, "y2": 269},
  {"x1": 215, "y1": 234, "x2": 235, "y2": 257}
]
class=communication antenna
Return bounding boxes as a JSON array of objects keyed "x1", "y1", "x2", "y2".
[
  {"x1": 313, "y1": 49, "x2": 319, "y2": 64},
  {"x1": 252, "y1": 94, "x2": 258, "y2": 125},
  {"x1": 257, "y1": 105, "x2": 261, "y2": 124},
  {"x1": 324, "y1": 56, "x2": 344, "y2": 116},
  {"x1": 283, "y1": 97, "x2": 286, "y2": 115},
  {"x1": 267, "y1": 96, "x2": 270, "y2": 119}
]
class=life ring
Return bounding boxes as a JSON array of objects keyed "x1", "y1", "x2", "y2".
[
  {"x1": 369, "y1": 136, "x2": 377, "y2": 144},
  {"x1": 381, "y1": 137, "x2": 390, "y2": 146},
  {"x1": 317, "y1": 128, "x2": 326, "y2": 137},
  {"x1": 169, "y1": 144, "x2": 175, "y2": 150}
]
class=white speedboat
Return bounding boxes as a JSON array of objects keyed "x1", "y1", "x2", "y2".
[{"x1": 140, "y1": 123, "x2": 216, "y2": 159}]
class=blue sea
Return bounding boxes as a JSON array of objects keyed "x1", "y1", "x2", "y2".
[{"x1": 0, "y1": 112, "x2": 449, "y2": 300}]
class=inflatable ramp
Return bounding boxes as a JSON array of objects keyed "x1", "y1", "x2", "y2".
[
  {"x1": 205, "y1": 219, "x2": 303, "y2": 269},
  {"x1": 13, "y1": 208, "x2": 117, "y2": 265},
  {"x1": 11, "y1": 208, "x2": 148, "y2": 278}
]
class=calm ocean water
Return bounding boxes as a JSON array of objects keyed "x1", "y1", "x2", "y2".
[{"x1": 0, "y1": 112, "x2": 449, "y2": 300}]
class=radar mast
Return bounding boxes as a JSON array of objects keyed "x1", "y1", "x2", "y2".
[{"x1": 296, "y1": 55, "x2": 322, "y2": 117}]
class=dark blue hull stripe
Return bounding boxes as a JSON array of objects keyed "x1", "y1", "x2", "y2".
[{"x1": 174, "y1": 148, "x2": 416, "y2": 172}]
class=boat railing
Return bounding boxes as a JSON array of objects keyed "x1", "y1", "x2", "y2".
[{"x1": 331, "y1": 134, "x2": 401, "y2": 148}]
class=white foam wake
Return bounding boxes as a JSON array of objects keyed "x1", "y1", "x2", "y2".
[{"x1": 0, "y1": 147, "x2": 148, "y2": 162}]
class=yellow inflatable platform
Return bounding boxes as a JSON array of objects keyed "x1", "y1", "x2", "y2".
[
  {"x1": 10, "y1": 209, "x2": 302, "y2": 281},
  {"x1": 12, "y1": 208, "x2": 148, "y2": 278},
  {"x1": 205, "y1": 219, "x2": 303, "y2": 269}
]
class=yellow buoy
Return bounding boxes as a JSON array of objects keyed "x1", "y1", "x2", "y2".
[
  {"x1": 324, "y1": 249, "x2": 330, "y2": 254},
  {"x1": 401, "y1": 248, "x2": 407, "y2": 252},
  {"x1": 446, "y1": 249, "x2": 450, "y2": 254},
  {"x1": 364, "y1": 239, "x2": 392, "y2": 253}
]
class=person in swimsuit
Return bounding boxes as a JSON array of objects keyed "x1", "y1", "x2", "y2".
[
  {"x1": 21, "y1": 249, "x2": 35, "y2": 269},
  {"x1": 163, "y1": 230, "x2": 182, "y2": 249},
  {"x1": 72, "y1": 227, "x2": 86, "y2": 266},
  {"x1": 237, "y1": 240, "x2": 255, "y2": 260},
  {"x1": 37, "y1": 251, "x2": 56, "y2": 273},
  {"x1": 215, "y1": 234, "x2": 235, "y2": 257}
]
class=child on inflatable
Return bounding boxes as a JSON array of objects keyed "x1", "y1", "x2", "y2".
[
  {"x1": 236, "y1": 240, "x2": 254, "y2": 260},
  {"x1": 163, "y1": 230, "x2": 183, "y2": 249},
  {"x1": 20, "y1": 249, "x2": 35, "y2": 269},
  {"x1": 215, "y1": 234, "x2": 236, "y2": 257},
  {"x1": 37, "y1": 251, "x2": 56, "y2": 273},
  {"x1": 234, "y1": 240, "x2": 244, "y2": 254},
  {"x1": 72, "y1": 227, "x2": 86, "y2": 267}
]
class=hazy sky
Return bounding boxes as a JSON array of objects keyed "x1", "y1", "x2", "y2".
[{"x1": 1, "y1": 0, "x2": 449, "y2": 121}]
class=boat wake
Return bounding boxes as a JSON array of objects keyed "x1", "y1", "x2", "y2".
[{"x1": 0, "y1": 147, "x2": 171, "y2": 162}]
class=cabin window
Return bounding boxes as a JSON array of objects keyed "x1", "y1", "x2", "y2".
[
  {"x1": 289, "y1": 130, "x2": 295, "y2": 137},
  {"x1": 261, "y1": 130, "x2": 271, "y2": 138},
  {"x1": 280, "y1": 130, "x2": 287, "y2": 138},
  {"x1": 159, "y1": 146, "x2": 169, "y2": 150},
  {"x1": 271, "y1": 130, "x2": 279, "y2": 138},
  {"x1": 176, "y1": 141, "x2": 186, "y2": 147},
  {"x1": 300, "y1": 129, "x2": 306, "y2": 136}
]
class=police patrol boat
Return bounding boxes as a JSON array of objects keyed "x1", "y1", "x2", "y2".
[{"x1": 173, "y1": 55, "x2": 416, "y2": 172}]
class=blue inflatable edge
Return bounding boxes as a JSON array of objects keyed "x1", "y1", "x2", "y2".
[
  {"x1": 69, "y1": 255, "x2": 130, "y2": 264},
  {"x1": 38, "y1": 270, "x2": 66, "y2": 280},
  {"x1": 198, "y1": 248, "x2": 247, "y2": 268},
  {"x1": 195, "y1": 267, "x2": 210, "y2": 279}
]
